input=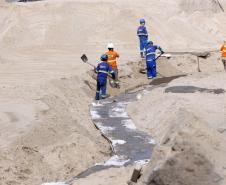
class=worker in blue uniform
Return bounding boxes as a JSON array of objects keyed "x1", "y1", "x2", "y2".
[
  {"x1": 145, "y1": 41, "x2": 164, "y2": 79},
  {"x1": 137, "y1": 18, "x2": 148, "y2": 58},
  {"x1": 95, "y1": 54, "x2": 115, "y2": 100}
]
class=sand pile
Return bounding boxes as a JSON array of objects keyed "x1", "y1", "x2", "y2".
[
  {"x1": 137, "y1": 121, "x2": 226, "y2": 185},
  {"x1": 0, "y1": 74, "x2": 112, "y2": 184},
  {"x1": 0, "y1": 0, "x2": 226, "y2": 184},
  {"x1": 127, "y1": 57, "x2": 226, "y2": 185}
]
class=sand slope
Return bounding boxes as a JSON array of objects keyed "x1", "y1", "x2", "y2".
[{"x1": 0, "y1": 0, "x2": 226, "y2": 184}]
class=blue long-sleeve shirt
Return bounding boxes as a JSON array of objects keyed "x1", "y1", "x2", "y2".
[
  {"x1": 95, "y1": 62, "x2": 115, "y2": 80},
  {"x1": 137, "y1": 26, "x2": 148, "y2": 39},
  {"x1": 145, "y1": 44, "x2": 163, "y2": 61}
]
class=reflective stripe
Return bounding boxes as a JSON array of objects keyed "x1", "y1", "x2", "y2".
[
  {"x1": 97, "y1": 70, "x2": 109, "y2": 74},
  {"x1": 146, "y1": 48, "x2": 154, "y2": 52},
  {"x1": 146, "y1": 52, "x2": 155, "y2": 56},
  {"x1": 96, "y1": 91, "x2": 100, "y2": 93},
  {"x1": 110, "y1": 70, "x2": 114, "y2": 74},
  {"x1": 138, "y1": 33, "x2": 148, "y2": 36},
  {"x1": 108, "y1": 60, "x2": 116, "y2": 63}
]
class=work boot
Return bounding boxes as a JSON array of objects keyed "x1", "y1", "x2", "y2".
[
  {"x1": 101, "y1": 96, "x2": 106, "y2": 99},
  {"x1": 140, "y1": 52, "x2": 145, "y2": 59}
]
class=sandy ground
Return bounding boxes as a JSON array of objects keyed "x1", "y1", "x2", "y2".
[
  {"x1": 127, "y1": 58, "x2": 226, "y2": 185},
  {"x1": 0, "y1": 0, "x2": 226, "y2": 185},
  {"x1": 73, "y1": 166, "x2": 134, "y2": 185}
]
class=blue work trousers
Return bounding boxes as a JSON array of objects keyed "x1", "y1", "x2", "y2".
[
  {"x1": 139, "y1": 37, "x2": 148, "y2": 53},
  {"x1": 95, "y1": 78, "x2": 107, "y2": 100},
  {"x1": 146, "y1": 60, "x2": 157, "y2": 78}
]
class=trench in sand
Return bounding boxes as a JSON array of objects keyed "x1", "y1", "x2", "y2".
[
  {"x1": 66, "y1": 75, "x2": 192, "y2": 183},
  {"x1": 71, "y1": 79, "x2": 224, "y2": 183},
  {"x1": 41, "y1": 51, "x2": 226, "y2": 185}
]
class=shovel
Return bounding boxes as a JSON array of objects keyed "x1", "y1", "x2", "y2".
[
  {"x1": 155, "y1": 53, "x2": 171, "y2": 60},
  {"x1": 139, "y1": 53, "x2": 171, "y2": 74},
  {"x1": 81, "y1": 54, "x2": 95, "y2": 68},
  {"x1": 81, "y1": 54, "x2": 120, "y2": 88}
]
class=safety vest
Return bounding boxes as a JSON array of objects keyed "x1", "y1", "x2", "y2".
[
  {"x1": 221, "y1": 45, "x2": 226, "y2": 57},
  {"x1": 106, "y1": 51, "x2": 119, "y2": 69}
]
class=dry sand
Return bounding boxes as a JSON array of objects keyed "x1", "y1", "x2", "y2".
[
  {"x1": 127, "y1": 58, "x2": 226, "y2": 185},
  {"x1": 0, "y1": 0, "x2": 226, "y2": 185}
]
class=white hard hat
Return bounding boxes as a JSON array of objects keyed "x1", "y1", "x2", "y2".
[{"x1": 107, "y1": 43, "x2": 114, "y2": 49}]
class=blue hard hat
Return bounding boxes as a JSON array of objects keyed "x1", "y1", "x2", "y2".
[
  {"x1": 100, "y1": 54, "x2": 108, "y2": 61},
  {"x1": 147, "y1": 41, "x2": 153, "y2": 46},
  {"x1": 140, "y1": 18, "x2": 145, "y2": 24}
]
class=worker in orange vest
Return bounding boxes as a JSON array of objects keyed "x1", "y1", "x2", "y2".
[
  {"x1": 220, "y1": 41, "x2": 226, "y2": 70},
  {"x1": 106, "y1": 43, "x2": 120, "y2": 88}
]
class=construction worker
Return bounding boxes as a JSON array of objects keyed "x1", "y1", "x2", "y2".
[
  {"x1": 220, "y1": 41, "x2": 226, "y2": 70},
  {"x1": 105, "y1": 43, "x2": 120, "y2": 88},
  {"x1": 95, "y1": 54, "x2": 115, "y2": 100},
  {"x1": 137, "y1": 18, "x2": 148, "y2": 58},
  {"x1": 145, "y1": 41, "x2": 164, "y2": 79}
]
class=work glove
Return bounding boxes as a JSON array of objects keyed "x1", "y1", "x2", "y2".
[{"x1": 159, "y1": 47, "x2": 164, "y2": 54}]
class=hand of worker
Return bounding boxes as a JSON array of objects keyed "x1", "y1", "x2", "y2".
[{"x1": 110, "y1": 80, "x2": 115, "y2": 84}]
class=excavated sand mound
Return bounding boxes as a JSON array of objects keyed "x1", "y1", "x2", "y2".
[{"x1": 0, "y1": 0, "x2": 226, "y2": 184}]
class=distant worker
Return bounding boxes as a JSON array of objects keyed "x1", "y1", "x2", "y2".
[
  {"x1": 106, "y1": 43, "x2": 120, "y2": 88},
  {"x1": 145, "y1": 41, "x2": 164, "y2": 79},
  {"x1": 220, "y1": 41, "x2": 226, "y2": 70},
  {"x1": 95, "y1": 54, "x2": 115, "y2": 100},
  {"x1": 137, "y1": 18, "x2": 148, "y2": 58}
]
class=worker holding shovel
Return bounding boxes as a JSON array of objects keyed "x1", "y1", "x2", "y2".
[
  {"x1": 220, "y1": 41, "x2": 226, "y2": 70},
  {"x1": 105, "y1": 43, "x2": 120, "y2": 88},
  {"x1": 145, "y1": 41, "x2": 164, "y2": 79},
  {"x1": 95, "y1": 54, "x2": 116, "y2": 100}
]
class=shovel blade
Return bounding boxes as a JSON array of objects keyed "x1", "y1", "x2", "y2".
[{"x1": 81, "y1": 54, "x2": 88, "y2": 63}]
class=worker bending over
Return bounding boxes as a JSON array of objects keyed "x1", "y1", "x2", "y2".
[
  {"x1": 137, "y1": 18, "x2": 148, "y2": 58},
  {"x1": 95, "y1": 54, "x2": 115, "y2": 100},
  {"x1": 220, "y1": 41, "x2": 226, "y2": 70},
  {"x1": 145, "y1": 41, "x2": 164, "y2": 79},
  {"x1": 106, "y1": 43, "x2": 120, "y2": 88}
]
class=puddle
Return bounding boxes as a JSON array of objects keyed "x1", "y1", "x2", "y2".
[
  {"x1": 149, "y1": 75, "x2": 186, "y2": 85},
  {"x1": 70, "y1": 87, "x2": 156, "y2": 181},
  {"x1": 165, "y1": 86, "x2": 225, "y2": 94}
]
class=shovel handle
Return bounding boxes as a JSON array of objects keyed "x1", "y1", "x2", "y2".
[
  {"x1": 81, "y1": 54, "x2": 95, "y2": 67},
  {"x1": 155, "y1": 53, "x2": 164, "y2": 60}
]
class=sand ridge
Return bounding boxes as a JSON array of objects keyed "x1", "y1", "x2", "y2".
[{"x1": 0, "y1": 0, "x2": 226, "y2": 184}]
